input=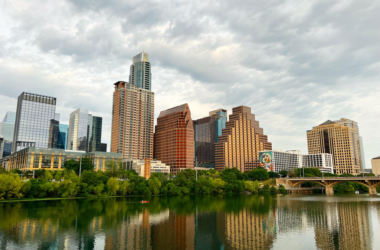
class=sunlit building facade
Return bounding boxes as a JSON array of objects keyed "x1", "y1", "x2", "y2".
[
  {"x1": 307, "y1": 120, "x2": 361, "y2": 174},
  {"x1": 215, "y1": 106, "x2": 272, "y2": 172},
  {"x1": 110, "y1": 81, "x2": 154, "y2": 160},
  {"x1": 154, "y1": 104, "x2": 194, "y2": 175}
]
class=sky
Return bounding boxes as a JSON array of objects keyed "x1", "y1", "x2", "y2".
[{"x1": 0, "y1": 0, "x2": 379, "y2": 168}]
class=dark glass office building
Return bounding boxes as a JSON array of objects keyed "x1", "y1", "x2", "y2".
[
  {"x1": 194, "y1": 109, "x2": 227, "y2": 168},
  {"x1": 12, "y1": 92, "x2": 59, "y2": 153},
  {"x1": 90, "y1": 116, "x2": 102, "y2": 152},
  {"x1": 57, "y1": 124, "x2": 69, "y2": 149}
]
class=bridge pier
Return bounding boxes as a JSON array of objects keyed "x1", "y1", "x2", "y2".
[
  {"x1": 325, "y1": 186, "x2": 334, "y2": 196},
  {"x1": 369, "y1": 186, "x2": 378, "y2": 195}
]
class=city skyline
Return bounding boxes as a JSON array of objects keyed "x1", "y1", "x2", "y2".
[{"x1": 0, "y1": 1, "x2": 379, "y2": 166}]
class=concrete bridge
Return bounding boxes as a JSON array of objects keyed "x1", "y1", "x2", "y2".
[{"x1": 277, "y1": 177, "x2": 380, "y2": 195}]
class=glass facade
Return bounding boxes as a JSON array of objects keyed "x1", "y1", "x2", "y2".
[
  {"x1": 129, "y1": 52, "x2": 152, "y2": 91},
  {"x1": 12, "y1": 92, "x2": 58, "y2": 153},
  {"x1": 68, "y1": 108, "x2": 102, "y2": 152},
  {"x1": 57, "y1": 124, "x2": 69, "y2": 149},
  {"x1": 0, "y1": 111, "x2": 16, "y2": 141},
  {"x1": 194, "y1": 109, "x2": 227, "y2": 168}
]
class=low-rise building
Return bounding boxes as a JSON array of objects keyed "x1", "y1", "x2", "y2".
[
  {"x1": 132, "y1": 159, "x2": 170, "y2": 178},
  {"x1": 4, "y1": 147, "x2": 122, "y2": 172},
  {"x1": 372, "y1": 157, "x2": 380, "y2": 176},
  {"x1": 259, "y1": 150, "x2": 333, "y2": 174},
  {"x1": 302, "y1": 154, "x2": 333, "y2": 174}
]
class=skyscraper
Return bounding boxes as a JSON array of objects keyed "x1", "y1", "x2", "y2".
[
  {"x1": 0, "y1": 111, "x2": 16, "y2": 141},
  {"x1": 129, "y1": 52, "x2": 152, "y2": 91},
  {"x1": 67, "y1": 108, "x2": 102, "y2": 152},
  {"x1": 12, "y1": 92, "x2": 59, "y2": 152},
  {"x1": 334, "y1": 118, "x2": 364, "y2": 171},
  {"x1": 154, "y1": 104, "x2": 194, "y2": 174},
  {"x1": 110, "y1": 81, "x2": 154, "y2": 159},
  {"x1": 57, "y1": 124, "x2": 69, "y2": 149},
  {"x1": 215, "y1": 106, "x2": 272, "y2": 172},
  {"x1": 194, "y1": 109, "x2": 227, "y2": 168},
  {"x1": 307, "y1": 120, "x2": 361, "y2": 174}
]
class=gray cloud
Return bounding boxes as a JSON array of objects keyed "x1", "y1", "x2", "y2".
[{"x1": 0, "y1": 0, "x2": 379, "y2": 166}]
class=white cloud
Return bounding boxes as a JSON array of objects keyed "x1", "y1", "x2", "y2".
[{"x1": 0, "y1": 0, "x2": 379, "y2": 167}]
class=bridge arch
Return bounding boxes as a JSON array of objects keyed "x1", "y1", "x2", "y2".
[
  {"x1": 325, "y1": 180, "x2": 370, "y2": 189},
  {"x1": 291, "y1": 180, "x2": 326, "y2": 188}
]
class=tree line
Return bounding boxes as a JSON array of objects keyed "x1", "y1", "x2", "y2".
[{"x1": 0, "y1": 159, "x2": 289, "y2": 200}]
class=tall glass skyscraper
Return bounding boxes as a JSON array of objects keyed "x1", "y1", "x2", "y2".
[
  {"x1": 129, "y1": 52, "x2": 152, "y2": 91},
  {"x1": 12, "y1": 92, "x2": 59, "y2": 152},
  {"x1": 57, "y1": 124, "x2": 69, "y2": 149},
  {"x1": 209, "y1": 109, "x2": 227, "y2": 143},
  {"x1": 0, "y1": 111, "x2": 16, "y2": 141},
  {"x1": 67, "y1": 108, "x2": 102, "y2": 152}
]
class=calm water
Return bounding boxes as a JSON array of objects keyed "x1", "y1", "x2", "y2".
[{"x1": 1, "y1": 194, "x2": 380, "y2": 250}]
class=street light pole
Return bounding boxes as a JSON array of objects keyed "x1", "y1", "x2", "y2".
[{"x1": 79, "y1": 155, "x2": 82, "y2": 177}]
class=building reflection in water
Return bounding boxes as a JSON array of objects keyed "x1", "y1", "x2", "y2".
[
  {"x1": 0, "y1": 197, "x2": 378, "y2": 250},
  {"x1": 217, "y1": 207, "x2": 276, "y2": 250}
]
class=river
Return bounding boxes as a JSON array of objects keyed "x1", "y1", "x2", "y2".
[{"x1": 0, "y1": 194, "x2": 380, "y2": 250}]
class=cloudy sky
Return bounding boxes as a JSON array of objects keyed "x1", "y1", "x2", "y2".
[{"x1": 0, "y1": 0, "x2": 379, "y2": 167}]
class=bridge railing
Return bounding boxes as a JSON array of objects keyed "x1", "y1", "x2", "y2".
[{"x1": 287, "y1": 176, "x2": 380, "y2": 179}]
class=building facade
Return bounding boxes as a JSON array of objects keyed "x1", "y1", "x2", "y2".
[
  {"x1": 154, "y1": 104, "x2": 194, "y2": 175},
  {"x1": 302, "y1": 154, "x2": 334, "y2": 173},
  {"x1": 131, "y1": 159, "x2": 170, "y2": 178},
  {"x1": 0, "y1": 111, "x2": 16, "y2": 141},
  {"x1": 334, "y1": 118, "x2": 364, "y2": 171},
  {"x1": 57, "y1": 124, "x2": 69, "y2": 149},
  {"x1": 129, "y1": 52, "x2": 152, "y2": 91},
  {"x1": 101, "y1": 143, "x2": 107, "y2": 152},
  {"x1": 4, "y1": 147, "x2": 122, "y2": 172},
  {"x1": 194, "y1": 109, "x2": 227, "y2": 168},
  {"x1": 372, "y1": 157, "x2": 380, "y2": 176},
  {"x1": 110, "y1": 81, "x2": 154, "y2": 159},
  {"x1": 215, "y1": 106, "x2": 272, "y2": 172},
  {"x1": 67, "y1": 108, "x2": 102, "y2": 152},
  {"x1": 307, "y1": 120, "x2": 361, "y2": 175},
  {"x1": 259, "y1": 150, "x2": 302, "y2": 173},
  {"x1": 12, "y1": 92, "x2": 59, "y2": 153}
]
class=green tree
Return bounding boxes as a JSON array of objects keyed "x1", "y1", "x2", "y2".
[
  {"x1": 119, "y1": 181, "x2": 130, "y2": 196},
  {"x1": 54, "y1": 170, "x2": 63, "y2": 182},
  {"x1": 278, "y1": 184, "x2": 287, "y2": 195},
  {"x1": 43, "y1": 170, "x2": 54, "y2": 181},
  {"x1": 244, "y1": 180, "x2": 259, "y2": 193},
  {"x1": 279, "y1": 170, "x2": 288, "y2": 177},
  {"x1": 0, "y1": 166, "x2": 6, "y2": 174},
  {"x1": 247, "y1": 168, "x2": 269, "y2": 180},
  {"x1": 106, "y1": 177, "x2": 120, "y2": 195},
  {"x1": 270, "y1": 186, "x2": 277, "y2": 194},
  {"x1": 64, "y1": 159, "x2": 80, "y2": 174},
  {"x1": 268, "y1": 171, "x2": 279, "y2": 178},
  {"x1": 105, "y1": 160, "x2": 122, "y2": 177},
  {"x1": 0, "y1": 173, "x2": 24, "y2": 199},
  {"x1": 93, "y1": 183, "x2": 104, "y2": 196},
  {"x1": 148, "y1": 177, "x2": 161, "y2": 195}
]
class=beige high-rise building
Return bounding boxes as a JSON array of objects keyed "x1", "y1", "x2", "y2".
[
  {"x1": 334, "y1": 118, "x2": 364, "y2": 170},
  {"x1": 307, "y1": 120, "x2": 361, "y2": 174},
  {"x1": 215, "y1": 106, "x2": 272, "y2": 172},
  {"x1": 110, "y1": 81, "x2": 154, "y2": 159}
]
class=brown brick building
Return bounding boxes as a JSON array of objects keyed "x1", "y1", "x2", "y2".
[
  {"x1": 215, "y1": 106, "x2": 272, "y2": 172},
  {"x1": 153, "y1": 104, "x2": 194, "y2": 175},
  {"x1": 307, "y1": 120, "x2": 361, "y2": 174},
  {"x1": 110, "y1": 81, "x2": 154, "y2": 160}
]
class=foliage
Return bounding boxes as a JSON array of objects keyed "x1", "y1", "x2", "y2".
[
  {"x1": 247, "y1": 168, "x2": 269, "y2": 181},
  {"x1": 278, "y1": 185, "x2": 287, "y2": 195},
  {"x1": 293, "y1": 168, "x2": 322, "y2": 177},
  {"x1": 148, "y1": 177, "x2": 161, "y2": 195},
  {"x1": 244, "y1": 180, "x2": 259, "y2": 193},
  {"x1": 0, "y1": 166, "x2": 7, "y2": 174},
  {"x1": 334, "y1": 182, "x2": 368, "y2": 193},
  {"x1": 279, "y1": 170, "x2": 288, "y2": 177},
  {"x1": 106, "y1": 177, "x2": 120, "y2": 196},
  {"x1": 0, "y1": 173, "x2": 24, "y2": 199},
  {"x1": 259, "y1": 184, "x2": 270, "y2": 194},
  {"x1": 64, "y1": 158, "x2": 94, "y2": 175},
  {"x1": 268, "y1": 171, "x2": 279, "y2": 178},
  {"x1": 269, "y1": 186, "x2": 277, "y2": 194}
]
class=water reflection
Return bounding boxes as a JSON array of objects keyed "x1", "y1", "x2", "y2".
[{"x1": 0, "y1": 195, "x2": 379, "y2": 249}]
